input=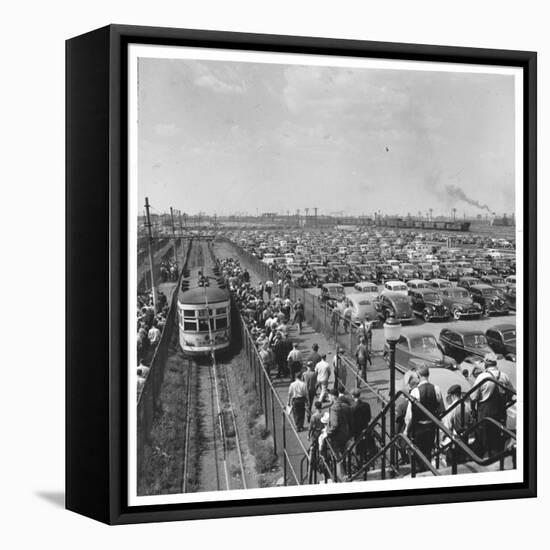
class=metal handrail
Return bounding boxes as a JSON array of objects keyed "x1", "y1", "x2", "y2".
[
  {"x1": 347, "y1": 432, "x2": 440, "y2": 481},
  {"x1": 340, "y1": 377, "x2": 517, "y2": 473}
]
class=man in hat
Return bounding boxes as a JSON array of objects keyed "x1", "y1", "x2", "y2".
[
  {"x1": 326, "y1": 388, "x2": 352, "y2": 479},
  {"x1": 470, "y1": 353, "x2": 514, "y2": 457},
  {"x1": 405, "y1": 365, "x2": 445, "y2": 470},
  {"x1": 315, "y1": 353, "x2": 331, "y2": 403}
]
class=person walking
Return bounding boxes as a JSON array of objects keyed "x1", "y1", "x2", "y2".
[
  {"x1": 405, "y1": 366, "x2": 445, "y2": 471},
  {"x1": 469, "y1": 353, "x2": 514, "y2": 458},
  {"x1": 287, "y1": 342, "x2": 303, "y2": 380},
  {"x1": 331, "y1": 305, "x2": 340, "y2": 334},
  {"x1": 355, "y1": 337, "x2": 369, "y2": 385},
  {"x1": 264, "y1": 279, "x2": 274, "y2": 300},
  {"x1": 307, "y1": 343, "x2": 322, "y2": 368},
  {"x1": 274, "y1": 333, "x2": 292, "y2": 378},
  {"x1": 288, "y1": 372, "x2": 308, "y2": 431},
  {"x1": 326, "y1": 389, "x2": 352, "y2": 479},
  {"x1": 343, "y1": 301, "x2": 353, "y2": 333},
  {"x1": 442, "y1": 384, "x2": 473, "y2": 465},
  {"x1": 315, "y1": 353, "x2": 331, "y2": 403},
  {"x1": 303, "y1": 361, "x2": 318, "y2": 418},
  {"x1": 293, "y1": 299, "x2": 305, "y2": 334}
]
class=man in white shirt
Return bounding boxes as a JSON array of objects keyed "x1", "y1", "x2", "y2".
[
  {"x1": 148, "y1": 323, "x2": 161, "y2": 347},
  {"x1": 287, "y1": 342, "x2": 303, "y2": 380},
  {"x1": 287, "y1": 372, "x2": 308, "y2": 431},
  {"x1": 315, "y1": 354, "x2": 332, "y2": 403}
]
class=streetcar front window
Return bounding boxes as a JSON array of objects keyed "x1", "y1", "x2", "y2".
[
  {"x1": 216, "y1": 317, "x2": 228, "y2": 329},
  {"x1": 183, "y1": 320, "x2": 197, "y2": 331}
]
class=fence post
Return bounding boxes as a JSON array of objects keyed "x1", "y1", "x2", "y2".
[{"x1": 282, "y1": 412, "x2": 287, "y2": 486}]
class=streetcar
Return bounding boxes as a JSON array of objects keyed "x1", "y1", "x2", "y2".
[{"x1": 177, "y1": 267, "x2": 231, "y2": 355}]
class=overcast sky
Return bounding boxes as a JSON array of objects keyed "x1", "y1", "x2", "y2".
[{"x1": 137, "y1": 57, "x2": 515, "y2": 217}]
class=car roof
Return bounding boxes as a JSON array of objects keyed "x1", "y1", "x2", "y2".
[
  {"x1": 429, "y1": 278, "x2": 449, "y2": 283},
  {"x1": 323, "y1": 283, "x2": 344, "y2": 288},
  {"x1": 413, "y1": 288, "x2": 440, "y2": 295},
  {"x1": 442, "y1": 327, "x2": 485, "y2": 336}
]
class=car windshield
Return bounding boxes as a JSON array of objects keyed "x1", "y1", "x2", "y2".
[
  {"x1": 392, "y1": 295, "x2": 409, "y2": 304},
  {"x1": 502, "y1": 330, "x2": 516, "y2": 342},
  {"x1": 423, "y1": 292, "x2": 440, "y2": 301},
  {"x1": 492, "y1": 278, "x2": 505, "y2": 284},
  {"x1": 436, "y1": 281, "x2": 451, "y2": 288},
  {"x1": 409, "y1": 336, "x2": 439, "y2": 351},
  {"x1": 329, "y1": 287, "x2": 345, "y2": 297},
  {"x1": 464, "y1": 334, "x2": 488, "y2": 348}
]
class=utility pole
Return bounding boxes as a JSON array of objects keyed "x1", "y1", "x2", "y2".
[
  {"x1": 178, "y1": 210, "x2": 186, "y2": 264},
  {"x1": 314, "y1": 207, "x2": 318, "y2": 228},
  {"x1": 144, "y1": 197, "x2": 158, "y2": 311},
  {"x1": 296, "y1": 208, "x2": 300, "y2": 227},
  {"x1": 170, "y1": 207, "x2": 179, "y2": 274}
]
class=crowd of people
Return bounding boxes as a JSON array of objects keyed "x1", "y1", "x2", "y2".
[
  {"x1": 136, "y1": 289, "x2": 169, "y2": 397},
  {"x1": 218, "y1": 256, "x2": 377, "y2": 477},
  {"x1": 220, "y1": 255, "x2": 516, "y2": 480},
  {"x1": 159, "y1": 258, "x2": 178, "y2": 283}
]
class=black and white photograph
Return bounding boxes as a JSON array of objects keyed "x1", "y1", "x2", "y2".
[{"x1": 128, "y1": 44, "x2": 525, "y2": 507}]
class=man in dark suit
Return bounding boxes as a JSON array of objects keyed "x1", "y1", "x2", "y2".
[{"x1": 350, "y1": 388, "x2": 372, "y2": 464}]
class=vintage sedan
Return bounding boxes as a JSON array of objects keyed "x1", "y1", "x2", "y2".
[
  {"x1": 319, "y1": 283, "x2": 346, "y2": 307},
  {"x1": 439, "y1": 261, "x2": 459, "y2": 281},
  {"x1": 439, "y1": 328, "x2": 493, "y2": 363},
  {"x1": 486, "y1": 323, "x2": 516, "y2": 359},
  {"x1": 407, "y1": 278, "x2": 432, "y2": 290},
  {"x1": 480, "y1": 275, "x2": 508, "y2": 292},
  {"x1": 469, "y1": 284, "x2": 509, "y2": 316},
  {"x1": 375, "y1": 292, "x2": 415, "y2": 323},
  {"x1": 409, "y1": 288, "x2": 450, "y2": 322},
  {"x1": 384, "y1": 332, "x2": 456, "y2": 370},
  {"x1": 457, "y1": 276, "x2": 481, "y2": 292},
  {"x1": 439, "y1": 287, "x2": 483, "y2": 319},
  {"x1": 383, "y1": 280, "x2": 409, "y2": 296},
  {"x1": 429, "y1": 278, "x2": 453, "y2": 292},
  {"x1": 353, "y1": 281, "x2": 380, "y2": 296},
  {"x1": 376, "y1": 263, "x2": 396, "y2": 283},
  {"x1": 398, "y1": 262, "x2": 420, "y2": 281}
]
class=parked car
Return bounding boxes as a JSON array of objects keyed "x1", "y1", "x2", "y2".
[
  {"x1": 375, "y1": 292, "x2": 415, "y2": 323},
  {"x1": 376, "y1": 263, "x2": 395, "y2": 283},
  {"x1": 319, "y1": 283, "x2": 346, "y2": 307},
  {"x1": 480, "y1": 275, "x2": 508, "y2": 292},
  {"x1": 429, "y1": 278, "x2": 453, "y2": 292},
  {"x1": 457, "y1": 276, "x2": 481, "y2": 292},
  {"x1": 439, "y1": 328, "x2": 493, "y2": 363},
  {"x1": 439, "y1": 287, "x2": 483, "y2": 320},
  {"x1": 346, "y1": 293, "x2": 379, "y2": 323},
  {"x1": 384, "y1": 332, "x2": 456, "y2": 370},
  {"x1": 439, "y1": 261, "x2": 459, "y2": 281},
  {"x1": 353, "y1": 281, "x2": 379, "y2": 296},
  {"x1": 409, "y1": 288, "x2": 450, "y2": 322},
  {"x1": 486, "y1": 323, "x2": 516, "y2": 360},
  {"x1": 385, "y1": 333, "x2": 471, "y2": 395},
  {"x1": 407, "y1": 278, "x2": 432, "y2": 290},
  {"x1": 469, "y1": 284, "x2": 509, "y2": 316},
  {"x1": 382, "y1": 280, "x2": 409, "y2": 296}
]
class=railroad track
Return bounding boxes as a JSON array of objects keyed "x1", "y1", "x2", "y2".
[{"x1": 181, "y1": 239, "x2": 247, "y2": 493}]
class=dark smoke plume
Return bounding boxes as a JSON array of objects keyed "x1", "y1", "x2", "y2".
[{"x1": 445, "y1": 184, "x2": 491, "y2": 212}]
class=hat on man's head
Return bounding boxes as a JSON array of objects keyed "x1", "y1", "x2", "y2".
[
  {"x1": 447, "y1": 384, "x2": 462, "y2": 397},
  {"x1": 351, "y1": 388, "x2": 361, "y2": 398},
  {"x1": 484, "y1": 352, "x2": 498, "y2": 366}
]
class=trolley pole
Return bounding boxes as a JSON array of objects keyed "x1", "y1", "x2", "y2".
[
  {"x1": 170, "y1": 206, "x2": 179, "y2": 273},
  {"x1": 144, "y1": 197, "x2": 158, "y2": 311}
]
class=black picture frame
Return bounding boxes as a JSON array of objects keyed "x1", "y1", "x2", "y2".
[{"x1": 66, "y1": 24, "x2": 537, "y2": 525}]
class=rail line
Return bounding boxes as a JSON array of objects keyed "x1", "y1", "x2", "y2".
[{"x1": 180, "y1": 238, "x2": 247, "y2": 493}]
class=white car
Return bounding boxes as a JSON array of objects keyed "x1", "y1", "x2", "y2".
[
  {"x1": 382, "y1": 280, "x2": 409, "y2": 296},
  {"x1": 353, "y1": 281, "x2": 379, "y2": 296}
]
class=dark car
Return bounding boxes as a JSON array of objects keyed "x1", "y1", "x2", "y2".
[
  {"x1": 486, "y1": 324, "x2": 516, "y2": 360},
  {"x1": 398, "y1": 262, "x2": 420, "y2": 281},
  {"x1": 472, "y1": 260, "x2": 495, "y2": 277},
  {"x1": 319, "y1": 283, "x2": 346, "y2": 307},
  {"x1": 409, "y1": 288, "x2": 450, "y2": 322},
  {"x1": 383, "y1": 333, "x2": 457, "y2": 371},
  {"x1": 480, "y1": 275, "x2": 508, "y2": 292},
  {"x1": 439, "y1": 328, "x2": 493, "y2": 363},
  {"x1": 375, "y1": 292, "x2": 415, "y2": 323},
  {"x1": 355, "y1": 263, "x2": 377, "y2": 282},
  {"x1": 439, "y1": 261, "x2": 459, "y2": 281},
  {"x1": 439, "y1": 287, "x2": 483, "y2": 320},
  {"x1": 376, "y1": 263, "x2": 395, "y2": 283},
  {"x1": 469, "y1": 284, "x2": 509, "y2": 316},
  {"x1": 414, "y1": 262, "x2": 435, "y2": 280},
  {"x1": 457, "y1": 276, "x2": 481, "y2": 292}
]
